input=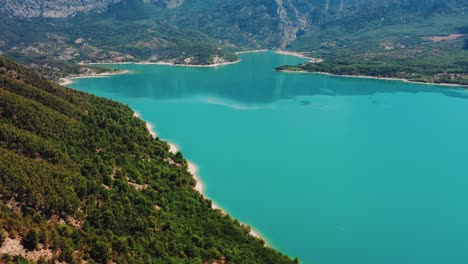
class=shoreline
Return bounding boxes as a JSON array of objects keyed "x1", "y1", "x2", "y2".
[
  {"x1": 279, "y1": 69, "x2": 468, "y2": 88},
  {"x1": 80, "y1": 59, "x2": 241, "y2": 68},
  {"x1": 59, "y1": 70, "x2": 130, "y2": 86},
  {"x1": 132, "y1": 111, "x2": 267, "y2": 243},
  {"x1": 275, "y1": 50, "x2": 324, "y2": 63},
  {"x1": 168, "y1": 143, "x2": 265, "y2": 242},
  {"x1": 133, "y1": 112, "x2": 157, "y2": 138},
  {"x1": 275, "y1": 50, "x2": 311, "y2": 59},
  {"x1": 235, "y1": 49, "x2": 269, "y2": 55},
  {"x1": 152, "y1": 60, "x2": 241, "y2": 68}
]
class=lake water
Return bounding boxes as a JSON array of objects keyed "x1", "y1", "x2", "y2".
[{"x1": 70, "y1": 51, "x2": 468, "y2": 264}]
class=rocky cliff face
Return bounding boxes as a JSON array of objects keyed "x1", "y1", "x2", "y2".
[
  {"x1": 151, "y1": 0, "x2": 184, "y2": 9},
  {"x1": 1, "y1": 0, "x2": 465, "y2": 53},
  {"x1": 0, "y1": 0, "x2": 122, "y2": 18}
]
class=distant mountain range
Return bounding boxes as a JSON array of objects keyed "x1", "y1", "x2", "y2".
[{"x1": 0, "y1": 0, "x2": 466, "y2": 81}]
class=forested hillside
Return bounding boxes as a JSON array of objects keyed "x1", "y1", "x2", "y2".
[
  {"x1": 0, "y1": 0, "x2": 466, "y2": 82},
  {"x1": 0, "y1": 56, "x2": 298, "y2": 264},
  {"x1": 281, "y1": 1, "x2": 468, "y2": 85}
]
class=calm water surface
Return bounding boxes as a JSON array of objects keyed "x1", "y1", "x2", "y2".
[{"x1": 70, "y1": 52, "x2": 468, "y2": 264}]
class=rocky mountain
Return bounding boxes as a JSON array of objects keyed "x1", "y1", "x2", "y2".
[
  {"x1": 0, "y1": 0, "x2": 466, "y2": 77},
  {"x1": 0, "y1": 0, "x2": 121, "y2": 18},
  {"x1": 151, "y1": 0, "x2": 185, "y2": 9},
  {"x1": 144, "y1": 0, "x2": 468, "y2": 48},
  {"x1": 1, "y1": 0, "x2": 465, "y2": 47}
]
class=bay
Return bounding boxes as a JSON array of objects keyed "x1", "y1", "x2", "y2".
[{"x1": 70, "y1": 51, "x2": 468, "y2": 264}]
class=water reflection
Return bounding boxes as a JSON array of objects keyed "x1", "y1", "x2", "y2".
[{"x1": 73, "y1": 52, "x2": 468, "y2": 106}]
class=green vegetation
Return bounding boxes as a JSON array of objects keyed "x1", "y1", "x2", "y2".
[
  {"x1": 276, "y1": 57, "x2": 468, "y2": 85},
  {"x1": 0, "y1": 56, "x2": 297, "y2": 263},
  {"x1": 282, "y1": 13, "x2": 468, "y2": 85},
  {"x1": 0, "y1": 1, "x2": 218, "y2": 80},
  {"x1": 0, "y1": 3, "x2": 238, "y2": 80},
  {"x1": 1, "y1": 0, "x2": 466, "y2": 84}
]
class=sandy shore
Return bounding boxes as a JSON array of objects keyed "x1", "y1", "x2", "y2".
[
  {"x1": 59, "y1": 70, "x2": 130, "y2": 86},
  {"x1": 281, "y1": 69, "x2": 468, "y2": 88},
  {"x1": 275, "y1": 50, "x2": 310, "y2": 59},
  {"x1": 60, "y1": 58, "x2": 239, "y2": 86},
  {"x1": 166, "y1": 143, "x2": 266, "y2": 243},
  {"x1": 133, "y1": 112, "x2": 157, "y2": 138},
  {"x1": 276, "y1": 50, "x2": 310, "y2": 58},
  {"x1": 186, "y1": 160, "x2": 205, "y2": 194},
  {"x1": 152, "y1": 60, "x2": 241, "y2": 68},
  {"x1": 275, "y1": 50, "x2": 324, "y2": 63},
  {"x1": 82, "y1": 60, "x2": 241, "y2": 68},
  {"x1": 168, "y1": 142, "x2": 179, "y2": 155},
  {"x1": 235, "y1": 49, "x2": 269, "y2": 55},
  {"x1": 146, "y1": 123, "x2": 157, "y2": 138}
]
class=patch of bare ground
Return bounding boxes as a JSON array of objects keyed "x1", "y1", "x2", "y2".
[
  {"x1": 422, "y1": 34, "x2": 467, "y2": 42},
  {"x1": 0, "y1": 235, "x2": 54, "y2": 262},
  {"x1": 164, "y1": 157, "x2": 182, "y2": 167},
  {"x1": 5, "y1": 198, "x2": 21, "y2": 214},
  {"x1": 66, "y1": 215, "x2": 84, "y2": 229},
  {"x1": 128, "y1": 181, "x2": 149, "y2": 191}
]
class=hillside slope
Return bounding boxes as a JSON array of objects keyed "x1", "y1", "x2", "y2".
[
  {"x1": 0, "y1": 56, "x2": 298, "y2": 264},
  {"x1": 280, "y1": 12, "x2": 468, "y2": 85},
  {"x1": 0, "y1": 0, "x2": 466, "y2": 82}
]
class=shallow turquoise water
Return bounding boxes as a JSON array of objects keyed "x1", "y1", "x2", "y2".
[{"x1": 70, "y1": 51, "x2": 468, "y2": 264}]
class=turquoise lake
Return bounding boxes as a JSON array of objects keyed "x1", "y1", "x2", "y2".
[{"x1": 70, "y1": 51, "x2": 468, "y2": 264}]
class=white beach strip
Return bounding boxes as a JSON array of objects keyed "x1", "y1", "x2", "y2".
[
  {"x1": 246, "y1": 226, "x2": 265, "y2": 241},
  {"x1": 82, "y1": 60, "x2": 240, "y2": 68},
  {"x1": 250, "y1": 230, "x2": 261, "y2": 239},
  {"x1": 59, "y1": 79, "x2": 73, "y2": 86},
  {"x1": 146, "y1": 123, "x2": 157, "y2": 138},
  {"x1": 185, "y1": 157, "x2": 268, "y2": 244},
  {"x1": 281, "y1": 70, "x2": 468, "y2": 88},
  {"x1": 133, "y1": 112, "x2": 157, "y2": 138},
  {"x1": 59, "y1": 70, "x2": 130, "y2": 86},
  {"x1": 275, "y1": 50, "x2": 311, "y2": 59},
  {"x1": 168, "y1": 143, "x2": 179, "y2": 155},
  {"x1": 187, "y1": 161, "x2": 204, "y2": 194},
  {"x1": 134, "y1": 110, "x2": 268, "y2": 244},
  {"x1": 235, "y1": 49, "x2": 269, "y2": 55},
  {"x1": 152, "y1": 60, "x2": 240, "y2": 68}
]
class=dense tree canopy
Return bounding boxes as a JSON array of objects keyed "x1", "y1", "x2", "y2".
[{"x1": 0, "y1": 56, "x2": 297, "y2": 264}]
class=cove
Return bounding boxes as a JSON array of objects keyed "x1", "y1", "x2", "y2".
[{"x1": 69, "y1": 51, "x2": 468, "y2": 264}]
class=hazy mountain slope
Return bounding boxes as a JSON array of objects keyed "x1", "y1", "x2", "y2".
[
  {"x1": 281, "y1": 14, "x2": 468, "y2": 85},
  {"x1": 0, "y1": 0, "x2": 466, "y2": 80},
  {"x1": 0, "y1": 0, "x2": 121, "y2": 18},
  {"x1": 148, "y1": 0, "x2": 468, "y2": 48},
  {"x1": 0, "y1": 56, "x2": 298, "y2": 263}
]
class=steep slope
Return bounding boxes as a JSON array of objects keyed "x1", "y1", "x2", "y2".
[
  {"x1": 280, "y1": 1, "x2": 468, "y2": 85},
  {"x1": 0, "y1": 0, "x2": 466, "y2": 81},
  {"x1": 0, "y1": 0, "x2": 121, "y2": 18},
  {"x1": 0, "y1": 56, "x2": 298, "y2": 264}
]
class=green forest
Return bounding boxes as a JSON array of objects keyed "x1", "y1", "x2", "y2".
[
  {"x1": 281, "y1": 14, "x2": 468, "y2": 85},
  {"x1": 0, "y1": 56, "x2": 298, "y2": 264}
]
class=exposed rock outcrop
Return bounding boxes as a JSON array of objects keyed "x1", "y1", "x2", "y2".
[
  {"x1": 160, "y1": 0, "x2": 184, "y2": 9},
  {"x1": 276, "y1": 0, "x2": 297, "y2": 49},
  {"x1": 0, "y1": 0, "x2": 122, "y2": 18}
]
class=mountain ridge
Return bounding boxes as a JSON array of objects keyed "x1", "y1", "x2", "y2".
[{"x1": 0, "y1": 0, "x2": 466, "y2": 82}]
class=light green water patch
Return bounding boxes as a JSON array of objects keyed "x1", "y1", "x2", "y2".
[{"x1": 70, "y1": 51, "x2": 468, "y2": 264}]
